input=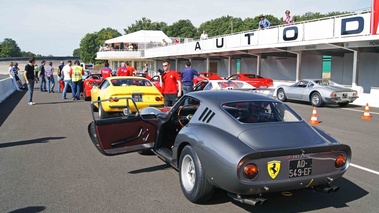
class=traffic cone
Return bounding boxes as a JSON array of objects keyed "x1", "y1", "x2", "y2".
[
  {"x1": 309, "y1": 106, "x2": 320, "y2": 125},
  {"x1": 361, "y1": 103, "x2": 372, "y2": 120}
]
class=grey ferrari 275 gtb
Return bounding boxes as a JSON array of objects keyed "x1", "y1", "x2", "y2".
[{"x1": 87, "y1": 90, "x2": 351, "y2": 206}]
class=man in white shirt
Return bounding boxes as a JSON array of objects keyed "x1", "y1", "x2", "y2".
[{"x1": 61, "y1": 60, "x2": 72, "y2": 99}]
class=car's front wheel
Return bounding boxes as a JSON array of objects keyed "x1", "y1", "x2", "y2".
[
  {"x1": 277, "y1": 89, "x2": 287, "y2": 101},
  {"x1": 179, "y1": 146, "x2": 214, "y2": 203},
  {"x1": 311, "y1": 92, "x2": 323, "y2": 107}
]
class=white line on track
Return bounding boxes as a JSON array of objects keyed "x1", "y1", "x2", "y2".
[
  {"x1": 350, "y1": 163, "x2": 379, "y2": 176},
  {"x1": 342, "y1": 108, "x2": 379, "y2": 115}
]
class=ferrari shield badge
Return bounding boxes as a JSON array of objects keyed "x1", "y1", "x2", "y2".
[{"x1": 267, "y1": 160, "x2": 281, "y2": 179}]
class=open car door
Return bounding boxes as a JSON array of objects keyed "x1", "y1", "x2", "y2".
[{"x1": 88, "y1": 98, "x2": 158, "y2": 156}]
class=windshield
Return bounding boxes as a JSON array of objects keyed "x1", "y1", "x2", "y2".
[
  {"x1": 221, "y1": 101, "x2": 301, "y2": 123},
  {"x1": 216, "y1": 81, "x2": 254, "y2": 89},
  {"x1": 110, "y1": 79, "x2": 152, "y2": 86}
]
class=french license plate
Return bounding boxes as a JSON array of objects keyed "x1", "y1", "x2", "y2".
[
  {"x1": 132, "y1": 94, "x2": 142, "y2": 102},
  {"x1": 289, "y1": 159, "x2": 312, "y2": 178}
]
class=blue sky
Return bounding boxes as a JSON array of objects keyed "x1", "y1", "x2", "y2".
[{"x1": 0, "y1": 0, "x2": 372, "y2": 56}]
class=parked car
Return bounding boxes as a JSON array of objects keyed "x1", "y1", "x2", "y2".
[
  {"x1": 83, "y1": 73, "x2": 102, "y2": 101},
  {"x1": 193, "y1": 79, "x2": 255, "y2": 91},
  {"x1": 226, "y1": 73, "x2": 274, "y2": 88},
  {"x1": 91, "y1": 76, "x2": 164, "y2": 118},
  {"x1": 193, "y1": 80, "x2": 275, "y2": 97},
  {"x1": 193, "y1": 72, "x2": 223, "y2": 84},
  {"x1": 276, "y1": 79, "x2": 359, "y2": 107},
  {"x1": 87, "y1": 90, "x2": 351, "y2": 205},
  {"x1": 149, "y1": 75, "x2": 164, "y2": 94},
  {"x1": 59, "y1": 70, "x2": 91, "y2": 93}
]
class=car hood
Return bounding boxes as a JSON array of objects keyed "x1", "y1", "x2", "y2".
[{"x1": 238, "y1": 122, "x2": 329, "y2": 151}]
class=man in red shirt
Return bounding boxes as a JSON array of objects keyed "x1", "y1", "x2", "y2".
[
  {"x1": 117, "y1": 62, "x2": 129, "y2": 76},
  {"x1": 126, "y1": 62, "x2": 136, "y2": 76},
  {"x1": 100, "y1": 61, "x2": 112, "y2": 78},
  {"x1": 160, "y1": 60, "x2": 181, "y2": 107}
]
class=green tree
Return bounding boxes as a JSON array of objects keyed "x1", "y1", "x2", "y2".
[
  {"x1": 124, "y1": 17, "x2": 168, "y2": 34},
  {"x1": 79, "y1": 28, "x2": 120, "y2": 63},
  {"x1": 165, "y1": 19, "x2": 197, "y2": 38},
  {"x1": 79, "y1": 33, "x2": 98, "y2": 64},
  {"x1": 73, "y1": 48, "x2": 80, "y2": 57},
  {"x1": 21, "y1": 51, "x2": 35, "y2": 57},
  {"x1": 0, "y1": 38, "x2": 22, "y2": 57},
  {"x1": 97, "y1": 27, "x2": 121, "y2": 45},
  {"x1": 199, "y1": 16, "x2": 243, "y2": 38}
]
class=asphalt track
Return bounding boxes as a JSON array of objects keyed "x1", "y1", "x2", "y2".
[{"x1": 1, "y1": 89, "x2": 379, "y2": 213}]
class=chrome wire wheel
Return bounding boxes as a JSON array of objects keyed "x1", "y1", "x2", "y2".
[{"x1": 181, "y1": 154, "x2": 196, "y2": 192}]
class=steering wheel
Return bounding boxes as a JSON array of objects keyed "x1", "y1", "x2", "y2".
[{"x1": 177, "y1": 104, "x2": 198, "y2": 127}]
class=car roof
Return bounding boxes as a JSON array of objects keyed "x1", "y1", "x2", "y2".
[
  {"x1": 188, "y1": 90, "x2": 276, "y2": 103},
  {"x1": 106, "y1": 76, "x2": 147, "y2": 80}
]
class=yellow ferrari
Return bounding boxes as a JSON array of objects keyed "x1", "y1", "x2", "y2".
[{"x1": 91, "y1": 76, "x2": 164, "y2": 118}]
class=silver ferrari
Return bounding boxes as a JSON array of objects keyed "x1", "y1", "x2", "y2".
[{"x1": 276, "y1": 79, "x2": 359, "y2": 106}]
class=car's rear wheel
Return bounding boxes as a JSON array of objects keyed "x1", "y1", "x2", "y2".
[
  {"x1": 277, "y1": 89, "x2": 287, "y2": 101},
  {"x1": 179, "y1": 146, "x2": 214, "y2": 203},
  {"x1": 99, "y1": 103, "x2": 109, "y2": 118},
  {"x1": 311, "y1": 92, "x2": 323, "y2": 107}
]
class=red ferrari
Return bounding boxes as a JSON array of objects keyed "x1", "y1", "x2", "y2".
[
  {"x1": 83, "y1": 74, "x2": 102, "y2": 101},
  {"x1": 226, "y1": 73, "x2": 273, "y2": 88},
  {"x1": 194, "y1": 72, "x2": 223, "y2": 84}
]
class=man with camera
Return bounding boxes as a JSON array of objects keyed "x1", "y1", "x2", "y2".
[{"x1": 159, "y1": 60, "x2": 181, "y2": 107}]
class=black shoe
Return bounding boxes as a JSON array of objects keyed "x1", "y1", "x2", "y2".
[
  {"x1": 51, "y1": 91, "x2": 55, "y2": 93},
  {"x1": 48, "y1": 91, "x2": 51, "y2": 93},
  {"x1": 44, "y1": 90, "x2": 48, "y2": 92}
]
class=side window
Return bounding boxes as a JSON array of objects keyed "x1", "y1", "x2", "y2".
[
  {"x1": 204, "y1": 83, "x2": 212, "y2": 90},
  {"x1": 101, "y1": 80, "x2": 110, "y2": 90}
]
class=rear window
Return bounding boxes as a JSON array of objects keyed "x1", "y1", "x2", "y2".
[
  {"x1": 221, "y1": 101, "x2": 301, "y2": 123},
  {"x1": 110, "y1": 79, "x2": 152, "y2": 87}
]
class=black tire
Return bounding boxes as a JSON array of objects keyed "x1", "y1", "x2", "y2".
[
  {"x1": 92, "y1": 103, "x2": 98, "y2": 112},
  {"x1": 310, "y1": 92, "x2": 323, "y2": 107},
  {"x1": 277, "y1": 88, "x2": 287, "y2": 102},
  {"x1": 99, "y1": 103, "x2": 109, "y2": 118},
  {"x1": 84, "y1": 92, "x2": 90, "y2": 101},
  {"x1": 179, "y1": 146, "x2": 215, "y2": 203}
]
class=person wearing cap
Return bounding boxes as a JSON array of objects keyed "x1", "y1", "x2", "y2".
[
  {"x1": 57, "y1": 61, "x2": 64, "y2": 93},
  {"x1": 258, "y1": 14, "x2": 270, "y2": 30},
  {"x1": 69, "y1": 60, "x2": 84, "y2": 100},
  {"x1": 283, "y1": 10, "x2": 294, "y2": 26}
]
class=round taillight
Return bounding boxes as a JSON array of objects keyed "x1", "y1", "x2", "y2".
[
  {"x1": 243, "y1": 164, "x2": 259, "y2": 179},
  {"x1": 155, "y1": 96, "x2": 163, "y2": 101},
  {"x1": 335, "y1": 155, "x2": 347, "y2": 168}
]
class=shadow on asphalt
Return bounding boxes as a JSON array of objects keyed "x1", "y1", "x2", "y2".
[
  {"x1": 0, "y1": 136, "x2": 66, "y2": 148},
  {"x1": 204, "y1": 177, "x2": 367, "y2": 212},
  {"x1": 0, "y1": 89, "x2": 26, "y2": 127},
  {"x1": 128, "y1": 163, "x2": 171, "y2": 174},
  {"x1": 8, "y1": 206, "x2": 46, "y2": 213}
]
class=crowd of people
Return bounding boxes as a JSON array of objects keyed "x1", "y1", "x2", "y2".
[{"x1": 22, "y1": 58, "x2": 86, "y2": 105}]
